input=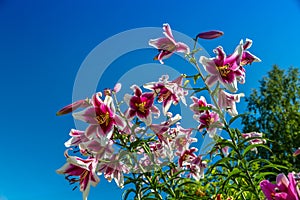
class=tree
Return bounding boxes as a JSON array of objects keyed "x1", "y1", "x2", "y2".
[{"x1": 242, "y1": 65, "x2": 300, "y2": 174}]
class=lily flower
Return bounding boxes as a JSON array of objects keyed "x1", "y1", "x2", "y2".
[
  {"x1": 241, "y1": 132, "x2": 266, "y2": 153},
  {"x1": 124, "y1": 85, "x2": 160, "y2": 126},
  {"x1": 144, "y1": 75, "x2": 188, "y2": 115},
  {"x1": 79, "y1": 137, "x2": 114, "y2": 160},
  {"x1": 187, "y1": 156, "x2": 207, "y2": 180},
  {"x1": 172, "y1": 123, "x2": 197, "y2": 153},
  {"x1": 56, "y1": 98, "x2": 90, "y2": 116},
  {"x1": 150, "y1": 113, "x2": 181, "y2": 142},
  {"x1": 199, "y1": 40, "x2": 244, "y2": 92},
  {"x1": 149, "y1": 23, "x2": 190, "y2": 64},
  {"x1": 178, "y1": 147, "x2": 198, "y2": 168},
  {"x1": 241, "y1": 132, "x2": 266, "y2": 145},
  {"x1": 138, "y1": 153, "x2": 157, "y2": 169},
  {"x1": 260, "y1": 173, "x2": 300, "y2": 200},
  {"x1": 217, "y1": 89, "x2": 245, "y2": 117},
  {"x1": 189, "y1": 96, "x2": 213, "y2": 115},
  {"x1": 194, "y1": 110, "x2": 223, "y2": 138},
  {"x1": 196, "y1": 30, "x2": 224, "y2": 40},
  {"x1": 293, "y1": 148, "x2": 300, "y2": 157},
  {"x1": 241, "y1": 38, "x2": 261, "y2": 66},
  {"x1": 64, "y1": 129, "x2": 89, "y2": 148},
  {"x1": 56, "y1": 150, "x2": 100, "y2": 200},
  {"x1": 235, "y1": 39, "x2": 261, "y2": 84},
  {"x1": 73, "y1": 92, "x2": 124, "y2": 139},
  {"x1": 221, "y1": 146, "x2": 230, "y2": 157},
  {"x1": 178, "y1": 148, "x2": 207, "y2": 180},
  {"x1": 98, "y1": 154, "x2": 129, "y2": 189},
  {"x1": 149, "y1": 142, "x2": 170, "y2": 162}
]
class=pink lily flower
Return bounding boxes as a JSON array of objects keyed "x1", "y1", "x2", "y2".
[
  {"x1": 56, "y1": 151, "x2": 100, "y2": 200},
  {"x1": 148, "y1": 142, "x2": 169, "y2": 161},
  {"x1": 79, "y1": 137, "x2": 114, "y2": 160},
  {"x1": 124, "y1": 85, "x2": 160, "y2": 126},
  {"x1": 178, "y1": 148, "x2": 207, "y2": 180},
  {"x1": 187, "y1": 156, "x2": 207, "y2": 180},
  {"x1": 241, "y1": 132, "x2": 266, "y2": 145},
  {"x1": 172, "y1": 123, "x2": 197, "y2": 153},
  {"x1": 113, "y1": 83, "x2": 122, "y2": 93},
  {"x1": 64, "y1": 129, "x2": 90, "y2": 148},
  {"x1": 150, "y1": 113, "x2": 181, "y2": 143},
  {"x1": 194, "y1": 110, "x2": 223, "y2": 138},
  {"x1": 196, "y1": 30, "x2": 224, "y2": 40},
  {"x1": 260, "y1": 173, "x2": 300, "y2": 200},
  {"x1": 56, "y1": 98, "x2": 90, "y2": 116},
  {"x1": 217, "y1": 89, "x2": 245, "y2": 117},
  {"x1": 98, "y1": 154, "x2": 129, "y2": 188},
  {"x1": 189, "y1": 96, "x2": 213, "y2": 115},
  {"x1": 221, "y1": 145, "x2": 230, "y2": 157},
  {"x1": 293, "y1": 148, "x2": 300, "y2": 157},
  {"x1": 178, "y1": 147, "x2": 198, "y2": 168},
  {"x1": 144, "y1": 75, "x2": 188, "y2": 115},
  {"x1": 149, "y1": 23, "x2": 190, "y2": 64},
  {"x1": 73, "y1": 92, "x2": 124, "y2": 139},
  {"x1": 199, "y1": 40, "x2": 244, "y2": 92},
  {"x1": 241, "y1": 38, "x2": 261, "y2": 66},
  {"x1": 235, "y1": 39, "x2": 261, "y2": 84},
  {"x1": 242, "y1": 132, "x2": 266, "y2": 153}
]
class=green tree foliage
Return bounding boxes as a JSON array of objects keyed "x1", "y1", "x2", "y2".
[{"x1": 242, "y1": 65, "x2": 300, "y2": 173}]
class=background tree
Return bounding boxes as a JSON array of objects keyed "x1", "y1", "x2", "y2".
[{"x1": 242, "y1": 65, "x2": 300, "y2": 174}]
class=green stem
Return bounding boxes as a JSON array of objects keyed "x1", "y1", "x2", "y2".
[
  {"x1": 144, "y1": 174, "x2": 163, "y2": 200},
  {"x1": 159, "y1": 168, "x2": 176, "y2": 198}
]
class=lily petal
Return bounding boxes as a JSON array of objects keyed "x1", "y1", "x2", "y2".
[
  {"x1": 205, "y1": 75, "x2": 218, "y2": 88},
  {"x1": 199, "y1": 56, "x2": 218, "y2": 74},
  {"x1": 176, "y1": 42, "x2": 190, "y2": 53},
  {"x1": 73, "y1": 107, "x2": 98, "y2": 124},
  {"x1": 162, "y1": 23, "x2": 176, "y2": 44}
]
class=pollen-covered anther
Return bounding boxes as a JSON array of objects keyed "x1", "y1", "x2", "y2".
[
  {"x1": 205, "y1": 117, "x2": 215, "y2": 125},
  {"x1": 95, "y1": 112, "x2": 110, "y2": 126},
  {"x1": 217, "y1": 64, "x2": 231, "y2": 77},
  {"x1": 80, "y1": 170, "x2": 89, "y2": 183},
  {"x1": 158, "y1": 90, "x2": 172, "y2": 102},
  {"x1": 135, "y1": 102, "x2": 147, "y2": 113}
]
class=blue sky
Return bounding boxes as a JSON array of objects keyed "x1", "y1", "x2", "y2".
[{"x1": 0, "y1": 0, "x2": 299, "y2": 200}]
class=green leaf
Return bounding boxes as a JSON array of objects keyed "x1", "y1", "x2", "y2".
[
  {"x1": 254, "y1": 164, "x2": 288, "y2": 173},
  {"x1": 253, "y1": 171, "x2": 278, "y2": 181},
  {"x1": 247, "y1": 158, "x2": 272, "y2": 166},
  {"x1": 243, "y1": 143, "x2": 272, "y2": 157},
  {"x1": 177, "y1": 180, "x2": 198, "y2": 188},
  {"x1": 208, "y1": 157, "x2": 237, "y2": 173},
  {"x1": 190, "y1": 86, "x2": 208, "y2": 96},
  {"x1": 122, "y1": 188, "x2": 136, "y2": 200},
  {"x1": 227, "y1": 167, "x2": 242, "y2": 178}
]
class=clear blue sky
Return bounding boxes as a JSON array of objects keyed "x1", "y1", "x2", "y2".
[{"x1": 0, "y1": 0, "x2": 299, "y2": 200}]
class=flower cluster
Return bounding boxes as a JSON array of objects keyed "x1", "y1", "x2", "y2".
[{"x1": 56, "y1": 23, "x2": 299, "y2": 200}]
